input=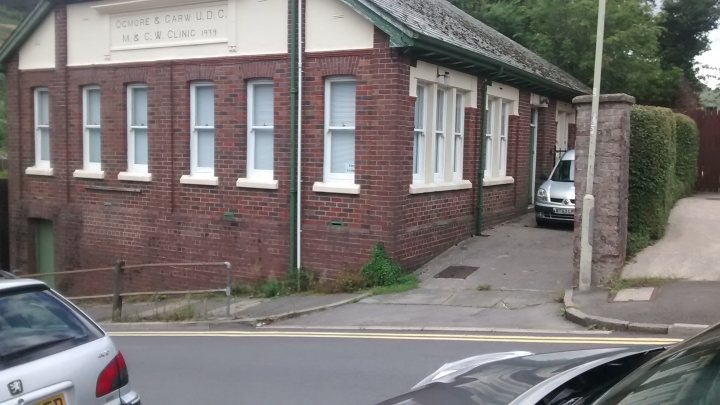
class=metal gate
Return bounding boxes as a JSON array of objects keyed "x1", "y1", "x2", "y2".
[{"x1": 688, "y1": 110, "x2": 720, "y2": 192}]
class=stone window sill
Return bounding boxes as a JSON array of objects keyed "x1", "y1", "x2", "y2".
[
  {"x1": 73, "y1": 169, "x2": 105, "y2": 179},
  {"x1": 25, "y1": 166, "x2": 54, "y2": 176},
  {"x1": 409, "y1": 180, "x2": 472, "y2": 194},
  {"x1": 483, "y1": 176, "x2": 515, "y2": 187},
  {"x1": 236, "y1": 178, "x2": 279, "y2": 190},
  {"x1": 118, "y1": 172, "x2": 152, "y2": 182},
  {"x1": 180, "y1": 175, "x2": 219, "y2": 186},
  {"x1": 312, "y1": 182, "x2": 360, "y2": 195}
]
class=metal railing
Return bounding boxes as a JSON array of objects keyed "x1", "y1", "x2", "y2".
[{"x1": 21, "y1": 260, "x2": 232, "y2": 322}]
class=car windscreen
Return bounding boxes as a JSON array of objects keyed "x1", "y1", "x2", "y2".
[
  {"x1": 551, "y1": 159, "x2": 574, "y2": 182},
  {"x1": 595, "y1": 327, "x2": 720, "y2": 404},
  {"x1": 0, "y1": 286, "x2": 103, "y2": 369}
]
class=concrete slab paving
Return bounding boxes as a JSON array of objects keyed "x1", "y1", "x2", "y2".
[
  {"x1": 572, "y1": 281, "x2": 720, "y2": 326},
  {"x1": 613, "y1": 287, "x2": 654, "y2": 302},
  {"x1": 274, "y1": 301, "x2": 585, "y2": 331},
  {"x1": 623, "y1": 195, "x2": 720, "y2": 281}
]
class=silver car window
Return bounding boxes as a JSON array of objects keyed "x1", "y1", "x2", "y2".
[{"x1": 0, "y1": 287, "x2": 103, "y2": 369}]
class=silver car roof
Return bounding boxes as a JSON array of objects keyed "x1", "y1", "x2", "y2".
[
  {"x1": 561, "y1": 149, "x2": 575, "y2": 161},
  {"x1": 0, "y1": 278, "x2": 47, "y2": 290}
]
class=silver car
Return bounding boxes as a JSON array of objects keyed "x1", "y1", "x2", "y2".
[
  {"x1": 535, "y1": 149, "x2": 575, "y2": 226},
  {"x1": 0, "y1": 272, "x2": 140, "y2": 405}
]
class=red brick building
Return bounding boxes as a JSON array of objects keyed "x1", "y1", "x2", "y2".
[{"x1": 0, "y1": 0, "x2": 587, "y2": 294}]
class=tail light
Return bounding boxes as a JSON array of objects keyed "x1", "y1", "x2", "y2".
[{"x1": 96, "y1": 352, "x2": 130, "y2": 398}]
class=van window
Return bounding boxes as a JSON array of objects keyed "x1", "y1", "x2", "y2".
[{"x1": 551, "y1": 160, "x2": 574, "y2": 183}]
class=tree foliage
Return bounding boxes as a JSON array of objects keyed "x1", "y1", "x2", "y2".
[
  {"x1": 451, "y1": 0, "x2": 718, "y2": 106},
  {"x1": 658, "y1": 0, "x2": 720, "y2": 82}
]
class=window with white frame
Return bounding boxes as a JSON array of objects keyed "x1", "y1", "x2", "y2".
[
  {"x1": 83, "y1": 86, "x2": 102, "y2": 172},
  {"x1": 248, "y1": 80, "x2": 274, "y2": 181},
  {"x1": 411, "y1": 84, "x2": 469, "y2": 189},
  {"x1": 190, "y1": 82, "x2": 215, "y2": 177},
  {"x1": 324, "y1": 77, "x2": 356, "y2": 184},
  {"x1": 127, "y1": 85, "x2": 148, "y2": 174},
  {"x1": 484, "y1": 95, "x2": 512, "y2": 179},
  {"x1": 453, "y1": 93, "x2": 464, "y2": 181},
  {"x1": 434, "y1": 88, "x2": 446, "y2": 182},
  {"x1": 34, "y1": 88, "x2": 50, "y2": 169},
  {"x1": 413, "y1": 84, "x2": 426, "y2": 184}
]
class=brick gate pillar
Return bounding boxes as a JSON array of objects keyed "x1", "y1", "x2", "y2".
[{"x1": 572, "y1": 94, "x2": 635, "y2": 285}]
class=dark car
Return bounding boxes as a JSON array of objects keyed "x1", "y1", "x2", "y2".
[{"x1": 378, "y1": 323, "x2": 720, "y2": 404}]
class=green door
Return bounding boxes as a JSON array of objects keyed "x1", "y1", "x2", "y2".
[{"x1": 34, "y1": 220, "x2": 55, "y2": 288}]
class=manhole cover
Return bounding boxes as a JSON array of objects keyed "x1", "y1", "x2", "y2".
[{"x1": 434, "y1": 266, "x2": 478, "y2": 279}]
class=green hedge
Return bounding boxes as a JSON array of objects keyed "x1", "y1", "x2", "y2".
[
  {"x1": 627, "y1": 107, "x2": 699, "y2": 257},
  {"x1": 674, "y1": 113, "x2": 699, "y2": 198},
  {"x1": 629, "y1": 106, "x2": 675, "y2": 242}
]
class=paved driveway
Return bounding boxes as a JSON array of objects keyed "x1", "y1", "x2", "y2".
[
  {"x1": 623, "y1": 194, "x2": 720, "y2": 280},
  {"x1": 276, "y1": 214, "x2": 583, "y2": 332}
]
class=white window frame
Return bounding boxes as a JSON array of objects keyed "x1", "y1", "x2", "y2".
[
  {"x1": 434, "y1": 87, "x2": 446, "y2": 183},
  {"x1": 413, "y1": 83, "x2": 426, "y2": 184},
  {"x1": 82, "y1": 86, "x2": 101, "y2": 172},
  {"x1": 189, "y1": 82, "x2": 215, "y2": 178},
  {"x1": 126, "y1": 84, "x2": 149, "y2": 175},
  {"x1": 484, "y1": 96, "x2": 495, "y2": 178},
  {"x1": 247, "y1": 80, "x2": 274, "y2": 181},
  {"x1": 453, "y1": 92, "x2": 464, "y2": 181},
  {"x1": 323, "y1": 76, "x2": 356, "y2": 185},
  {"x1": 34, "y1": 87, "x2": 50, "y2": 169},
  {"x1": 499, "y1": 101, "x2": 509, "y2": 177},
  {"x1": 484, "y1": 96, "x2": 513, "y2": 181}
]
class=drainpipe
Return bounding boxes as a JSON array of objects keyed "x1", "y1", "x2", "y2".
[
  {"x1": 289, "y1": 0, "x2": 299, "y2": 275},
  {"x1": 475, "y1": 78, "x2": 488, "y2": 235},
  {"x1": 296, "y1": 0, "x2": 304, "y2": 274}
]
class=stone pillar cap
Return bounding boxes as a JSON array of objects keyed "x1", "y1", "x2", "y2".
[{"x1": 573, "y1": 93, "x2": 636, "y2": 105}]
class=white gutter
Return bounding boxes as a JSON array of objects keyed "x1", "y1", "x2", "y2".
[{"x1": 296, "y1": 0, "x2": 304, "y2": 270}]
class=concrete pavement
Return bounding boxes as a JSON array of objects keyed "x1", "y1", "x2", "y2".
[
  {"x1": 79, "y1": 194, "x2": 720, "y2": 336},
  {"x1": 273, "y1": 214, "x2": 588, "y2": 333},
  {"x1": 566, "y1": 194, "x2": 720, "y2": 336}
]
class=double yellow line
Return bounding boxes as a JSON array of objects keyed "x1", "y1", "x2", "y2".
[{"x1": 109, "y1": 330, "x2": 682, "y2": 346}]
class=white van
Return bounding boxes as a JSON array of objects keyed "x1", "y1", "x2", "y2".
[{"x1": 535, "y1": 150, "x2": 575, "y2": 226}]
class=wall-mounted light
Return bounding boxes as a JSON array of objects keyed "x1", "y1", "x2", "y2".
[{"x1": 437, "y1": 67, "x2": 450, "y2": 79}]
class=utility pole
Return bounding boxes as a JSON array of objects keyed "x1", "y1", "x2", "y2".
[{"x1": 579, "y1": 0, "x2": 607, "y2": 291}]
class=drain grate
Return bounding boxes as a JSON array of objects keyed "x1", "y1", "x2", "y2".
[
  {"x1": 434, "y1": 265, "x2": 478, "y2": 279},
  {"x1": 706, "y1": 197, "x2": 720, "y2": 201}
]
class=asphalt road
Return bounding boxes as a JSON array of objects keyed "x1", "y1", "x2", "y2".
[{"x1": 112, "y1": 330, "x2": 680, "y2": 405}]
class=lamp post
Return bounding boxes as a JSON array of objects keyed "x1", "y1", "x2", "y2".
[{"x1": 578, "y1": 0, "x2": 607, "y2": 291}]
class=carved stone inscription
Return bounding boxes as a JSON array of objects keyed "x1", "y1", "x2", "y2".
[{"x1": 111, "y1": 2, "x2": 228, "y2": 50}]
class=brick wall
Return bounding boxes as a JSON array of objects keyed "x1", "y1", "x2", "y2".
[{"x1": 7, "y1": 4, "x2": 564, "y2": 293}]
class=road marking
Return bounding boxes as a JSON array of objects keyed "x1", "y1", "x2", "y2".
[{"x1": 109, "y1": 330, "x2": 683, "y2": 345}]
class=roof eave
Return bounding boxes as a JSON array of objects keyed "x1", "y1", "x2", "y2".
[
  {"x1": 0, "y1": 0, "x2": 54, "y2": 73},
  {"x1": 341, "y1": 0, "x2": 417, "y2": 47},
  {"x1": 413, "y1": 35, "x2": 590, "y2": 100}
]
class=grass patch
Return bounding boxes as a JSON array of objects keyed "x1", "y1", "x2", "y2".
[
  {"x1": 370, "y1": 274, "x2": 419, "y2": 295},
  {"x1": 0, "y1": 169, "x2": 7, "y2": 179},
  {"x1": 476, "y1": 284, "x2": 492, "y2": 291},
  {"x1": 607, "y1": 277, "x2": 676, "y2": 294}
]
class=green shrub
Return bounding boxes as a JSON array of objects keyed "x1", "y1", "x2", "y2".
[
  {"x1": 259, "y1": 279, "x2": 285, "y2": 298},
  {"x1": 674, "y1": 113, "x2": 699, "y2": 198},
  {"x1": 287, "y1": 267, "x2": 317, "y2": 293},
  {"x1": 629, "y1": 106, "x2": 676, "y2": 241},
  {"x1": 361, "y1": 243, "x2": 404, "y2": 287},
  {"x1": 627, "y1": 231, "x2": 652, "y2": 258}
]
